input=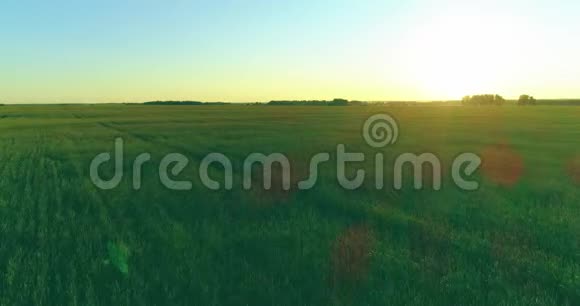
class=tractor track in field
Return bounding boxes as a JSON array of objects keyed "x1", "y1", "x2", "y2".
[
  {"x1": 95, "y1": 121, "x2": 216, "y2": 161},
  {"x1": 92, "y1": 120, "x2": 259, "y2": 190},
  {"x1": 96, "y1": 121, "x2": 160, "y2": 144}
]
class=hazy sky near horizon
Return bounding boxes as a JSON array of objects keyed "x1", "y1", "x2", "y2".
[{"x1": 1, "y1": 0, "x2": 579, "y2": 103}]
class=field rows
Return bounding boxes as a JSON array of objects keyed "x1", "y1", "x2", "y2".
[{"x1": 0, "y1": 105, "x2": 578, "y2": 305}]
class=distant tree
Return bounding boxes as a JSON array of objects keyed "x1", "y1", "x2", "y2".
[
  {"x1": 518, "y1": 94, "x2": 537, "y2": 106},
  {"x1": 461, "y1": 96, "x2": 471, "y2": 105},
  {"x1": 494, "y1": 94, "x2": 506, "y2": 105},
  {"x1": 518, "y1": 95, "x2": 530, "y2": 105}
]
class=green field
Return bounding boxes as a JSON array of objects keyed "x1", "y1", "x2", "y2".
[{"x1": 0, "y1": 105, "x2": 578, "y2": 305}]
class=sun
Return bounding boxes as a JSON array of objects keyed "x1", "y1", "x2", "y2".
[{"x1": 395, "y1": 10, "x2": 528, "y2": 100}]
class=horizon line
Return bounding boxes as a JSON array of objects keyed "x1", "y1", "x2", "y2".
[{"x1": 3, "y1": 98, "x2": 580, "y2": 105}]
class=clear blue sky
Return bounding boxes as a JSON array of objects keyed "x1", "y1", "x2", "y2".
[{"x1": 1, "y1": 0, "x2": 579, "y2": 103}]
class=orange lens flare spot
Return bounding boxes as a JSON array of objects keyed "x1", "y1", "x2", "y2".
[
  {"x1": 481, "y1": 144, "x2": 524, "y2": 187},
  {"x1": 566, "y1": 157, "x2": 580, "y2": 185}
]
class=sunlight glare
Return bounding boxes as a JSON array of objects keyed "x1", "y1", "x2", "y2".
[{"x1": 396, "y1": 11, "x2": 531, "y2": 100}]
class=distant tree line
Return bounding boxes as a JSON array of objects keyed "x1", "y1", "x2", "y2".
[
  {"x1": 461, "y1": 94, "x2": 506, "y2": 106},
  {"x1": 138, "y1": 97, "x2": 580, "y2": 107},
  {"x1": 143, "y1": 101, "x2": 230, "y2": 105},
  {"x1": 267, "y1": 98, "x2": 355, "y2": 106},
  {"x1": 144, "y1": 101, "x2": 203, "y2": 105},
  {"x1": 460, "y1": 94, "x2": 553, "y2": 106}
]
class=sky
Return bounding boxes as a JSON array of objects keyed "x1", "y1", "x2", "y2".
[{"x1": 1, "y1": 0, "x2": 579, "y2": 103}]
